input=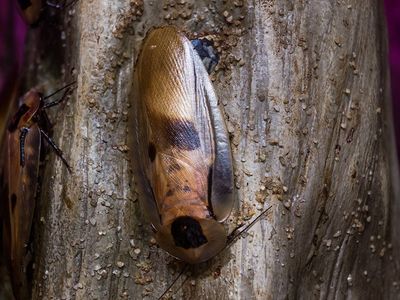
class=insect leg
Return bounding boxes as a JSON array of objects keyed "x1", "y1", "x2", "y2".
[
  {"x1": 19, "y1": 127, "x2": 29, "y2": 167},
  {"x1": 39, "y1": 129, "x2": 71, "y2": 172}
]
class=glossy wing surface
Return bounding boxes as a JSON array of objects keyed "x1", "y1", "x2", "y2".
[{"x1": 6, "y1": 123, "x2": 40, "y2": 293}]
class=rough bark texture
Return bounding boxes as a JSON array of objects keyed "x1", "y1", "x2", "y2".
[{"x1": 19, "y1": 0, "x2": 400, "y2": 299}]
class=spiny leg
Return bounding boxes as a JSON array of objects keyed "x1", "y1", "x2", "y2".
[
  {"x1": 19, "y1": 127, "x2": 29, "y2": 167},
  {"x1": 39, "y1": 129, "x2": 72, "y2": 172}
]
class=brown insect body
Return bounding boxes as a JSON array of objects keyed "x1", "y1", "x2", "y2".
[
  {"x1": 133, "y1": 27, "x2": 234, "y2": 264},
  {"x1": 1, "y1": 85, "x2": 71, "y2": 299}
]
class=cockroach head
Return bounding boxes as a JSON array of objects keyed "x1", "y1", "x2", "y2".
[
  {"x1": 23, "y1": 89, "x2": 41, "y2": 107},
  {"x1": 156, "y1": 217, "x2": 226, "y2": 264}
]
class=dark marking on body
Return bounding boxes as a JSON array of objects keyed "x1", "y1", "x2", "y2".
[
  {"x1": 148, "y1": 142, "x2": 156, "y2": 162},
  {"x1": 207, "y1": 167, "x2": 212, "y2": 202},
  {"x1": 171, "y1": 216, "x2": 208, "y2": 249},
  {"x1": 167, "y1": 163, "x2": 181, "y2": 173},
  {"x1": 165, "y1": 119, "x2": 200, "y2": 151},
  {"x1": 166, "y1": 189, "x2": 174, "y2": 197},
  {"x1": 8, "y1": 104, "x2": 30, "y2": 132},
  {"x1": 11, "y1": 194, "x2": 17, "y2": 212}
]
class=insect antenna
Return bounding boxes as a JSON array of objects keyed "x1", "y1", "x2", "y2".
[
  {"x1": 42, "y1": 81, "x2": 76, "y2": 101},
  {"x1": 225, "y1": 205, "x2": 272, "y2": 247},
  {"x1": 158, "y1": 264, "x2": 189, "y2": 300}
]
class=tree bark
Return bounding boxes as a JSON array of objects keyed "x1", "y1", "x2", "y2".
[{"x1": 21, "y1": 0, "x2": 400, "y2": 299}]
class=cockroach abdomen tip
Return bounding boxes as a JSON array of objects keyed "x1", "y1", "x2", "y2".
[{"x1": 171, "y1": 217, "x2": 208, "y2": 249}]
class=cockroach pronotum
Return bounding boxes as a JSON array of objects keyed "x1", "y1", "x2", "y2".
[
  {"x1": 0, "y1": 82, "x2": 74, "y2": 299},
  {"x1": 132, "y1": 26, "x2": 235, "y2": 264}
]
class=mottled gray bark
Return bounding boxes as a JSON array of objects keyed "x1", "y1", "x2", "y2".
[{"x1": 20, "y1": 0, "x2": 400, "y2": 299}]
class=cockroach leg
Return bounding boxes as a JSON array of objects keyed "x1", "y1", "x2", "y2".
[
  {"x1": 19, "y1": 127, "x2": 30, "y2": 167},
  {"x1": 42, "y1": 88, "x2": 70, "y2": 109},
  {"x1": 39, "y1": 128, "x2": 71, "y2": 172}
]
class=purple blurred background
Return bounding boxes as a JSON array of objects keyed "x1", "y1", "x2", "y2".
[
  {"x1": 384, "y1": 0, "x2": 400, "y2": 157},
  {"x1": 0, "y1": 0, "x2": 26, "y2": 89},
  {"x1": 0, "y1": 0, "x2": 399, "y2": 158}
]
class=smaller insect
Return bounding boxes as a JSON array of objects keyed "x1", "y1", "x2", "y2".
[{"x1": 1, "y1": 82, "x2": 74, "y2": 299}]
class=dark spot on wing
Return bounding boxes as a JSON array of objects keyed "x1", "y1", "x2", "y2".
[
  {"x1": 165, "y1": 119, "x2": 200, "y2": 151},
  {"x1": 166, "y1": 189, "x2": 174, "y2": 197},
  {"x1": 171, "y1": 216, "x2": 208, "y2": 249},
  {"x1": 11, "y1": 194, "x2": 17, "y2": 213},
  {"x1": 183, "y1": 185, "x2": 191, "y2": 192},
  {"x1": 148, "y1": 142, "x2": 156, "y2": 162},
  {"x1": 17, "y1": 0, "x2": 32, "y2": 10},
  {"x1": 8, "y1": 104, "x2": 30, "y2": 132},
  {"x1": 207, "y1": 167, "x2": 212, "y2": 202},
  {"x1": 167, "y1": 163, "x2": 181, "y2": 173}
]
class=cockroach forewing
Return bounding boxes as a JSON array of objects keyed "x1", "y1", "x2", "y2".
[
  {"x1": 5, "y1": 123, "x2": 40, "y2": 293},
  {"x1": 131, "y1": 70, "x2": 162, "y2": 230},
  {"x1": 132, "y1": 27, "x2": 213, "y2": 229},
  {"x1": 191, "y1": 42, "x2": 234, "y2": 222},
  {"x1": 132, "y1": 27, "x2": 234, "y2": 228}
]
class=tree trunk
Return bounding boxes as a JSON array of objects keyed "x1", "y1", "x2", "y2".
[{"x1": 20, "y1": 0, "x2": 399, "y2": 299}]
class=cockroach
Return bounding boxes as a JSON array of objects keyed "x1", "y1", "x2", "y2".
[
  {"x1": 132, "y1": 26, "x2": 235, "y2": 264},
  {"x1": 0, "y1": 82, "x2": 74, "y2": 299}
]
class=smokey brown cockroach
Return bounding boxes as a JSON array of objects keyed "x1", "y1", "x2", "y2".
[
  {"x1": 132, "y1": 26, "x2": 235, "y2": 264},
  {"x1": 0, "y1": 82, "x2": 74, "y2": 299}
]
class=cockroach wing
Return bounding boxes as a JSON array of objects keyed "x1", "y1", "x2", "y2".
[
  {"x1": 131, "y1": 68, "x2": 161, "y2": 230},
  {"x1": 132, "y1": 27, "x2": 234, "y2": 228},
  {"x1": 5, "y1": 123, "x2": 40, "y2": 294},
  {"x1": 192, "y1": 49, "x2": 234, "y2": 222}
]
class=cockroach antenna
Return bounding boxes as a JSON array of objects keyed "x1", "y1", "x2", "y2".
[
  {"x1": 157, "y1": 264, "x2": 189, "y2": 300},
  {"x1": 225, "y1": 205, "x2": 273, "y2": 247},
  {"x1": 157, "y1": 206, "x2": 273, "y2": 299},
  {"x1": 42, "y1": 81, "x2": 76, "y2": 101}
]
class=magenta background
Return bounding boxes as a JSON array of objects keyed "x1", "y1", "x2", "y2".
[
  {"x1": 0, "y1": 0, "x2": 399, "y2": 158},
  {"x1": 0, "y1": 0, "x2": 26, "y2": 92}
]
